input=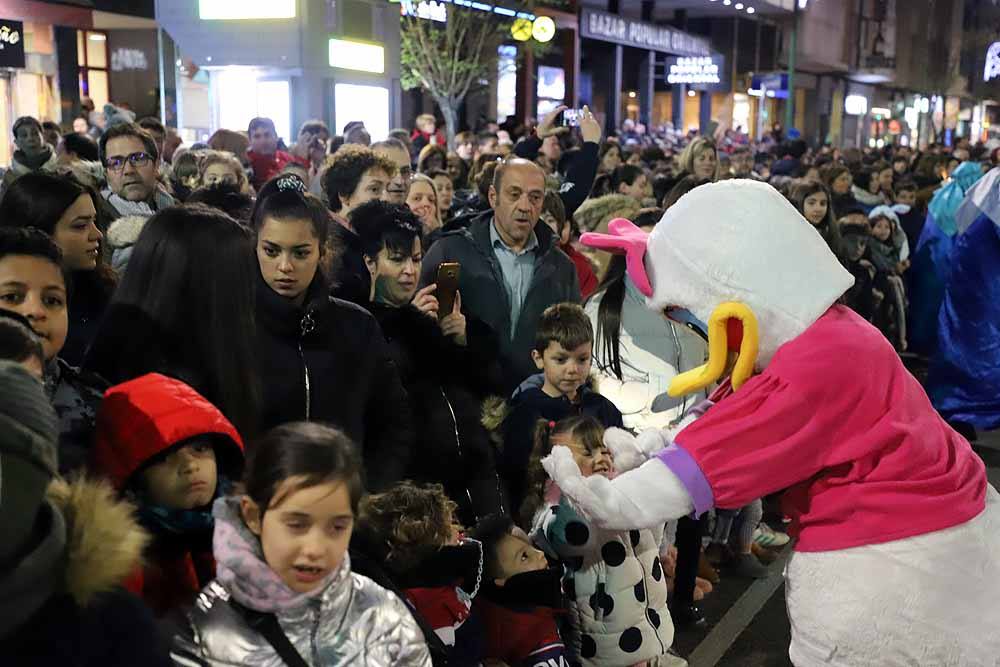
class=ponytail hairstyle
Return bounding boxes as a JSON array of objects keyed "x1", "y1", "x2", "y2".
[
  {"x1": 251, "y1": 173, "x2": 338, "y2": 288},
  {"x1": 592, "y1": 207, "x2": 661, "y2": 382},
  {"x1": 519, "y1": 415, "x2": 605, "y2": 529}
]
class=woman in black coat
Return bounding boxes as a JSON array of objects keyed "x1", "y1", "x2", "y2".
[
  {"x1": 353, "y1": 199, "x2": 506, "y2": 525},
  {"x1": 251, "y1": 175, "x2": 412, "y2": 492}
]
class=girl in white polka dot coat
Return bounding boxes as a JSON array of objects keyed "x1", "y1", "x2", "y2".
[{"x1": 525, "y1": 416, "x2": 675, "y2": 667}]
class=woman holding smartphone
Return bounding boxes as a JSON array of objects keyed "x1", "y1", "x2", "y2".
[{"x1": 353, "y1": 198, "x2": 506, "y2": 525}]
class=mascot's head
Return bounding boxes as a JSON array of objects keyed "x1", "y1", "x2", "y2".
[{"x1": 583, "y1": 179, "x2": 853, "y2": 397}]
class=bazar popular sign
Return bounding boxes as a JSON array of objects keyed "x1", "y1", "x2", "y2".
[
  {"x1": 0, "y1": 19, "x2": 24, "y2": 69},
  {"x1": 580, "y1": 9, "x2": 710, "y2": 56},
  {"x1": 665, "y1": 56, "x2": 722, "y2": 85}
]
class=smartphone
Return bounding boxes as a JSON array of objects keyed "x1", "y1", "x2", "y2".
[
  {"x1": 562, "y1": 109, "x2": 580, "y2": 127},
  {"x1": 436, "y1": 262, "x2": 461, "y2": 319}
]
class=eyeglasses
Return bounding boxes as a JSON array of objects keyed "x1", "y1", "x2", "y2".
[{"x1": 106, "y1": 151, "x2": 153, "y2": 172}]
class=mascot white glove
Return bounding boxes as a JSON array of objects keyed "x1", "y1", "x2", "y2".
[
  {"x1": 603, "y1": 427, "x2": 669, "y2": 473},
  {"x1": 542, "y1": 445, "x2": 694, "y2": 531}
]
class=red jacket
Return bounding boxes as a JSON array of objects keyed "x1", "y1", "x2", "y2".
[
  {"x1": 562, "y1": 242, "x2": 599, "y2": 300},
  {"x1": 93, "y1": 373, "x2": 244, "y2": 615},
  {"x1": 247, "y1": 149, "x2": 308, "y2": 190}
]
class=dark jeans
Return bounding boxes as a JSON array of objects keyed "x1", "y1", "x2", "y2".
[{"x1": 673, "y1": 515, "x2": 704, "y2": 605}]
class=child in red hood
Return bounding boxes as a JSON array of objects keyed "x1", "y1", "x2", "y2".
[{"x1": 92, "y1": 373, "x2": 245, "y2": 616}]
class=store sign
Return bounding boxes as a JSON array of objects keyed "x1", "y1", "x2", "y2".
[
  {"x1": 0, "y1": 19, "x2": 25, "y2": 69},
  {"x1": 580, "y1": 9, "x2": 710, "y2": 56},
  {"x1": 845, "y1": 94, "x2": 868, "y2": 116},
  {"x1": 199, "y1": 0, "x2": 295, "y2": 20},
  {"x1": 985, "y1": 42, "x2": 1000, "y2": 82},
  {"x1": 111, "y1": 48, "x2": 149, "y2": 72},
  {"x1": 329, "y1": 39, "x2": 384, "y2": 74},
  {"x1": 400, "y1": 0, "x2": 447, "y2": 22},
  {"x1": 665, "y1": 56, "x2": 722, "y2": 85}
]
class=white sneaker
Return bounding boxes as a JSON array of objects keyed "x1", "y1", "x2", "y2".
[{"x1": 753, "y1": 523, "x2": 790, "y2": 548}]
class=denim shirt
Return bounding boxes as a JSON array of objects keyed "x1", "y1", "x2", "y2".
[{"x1": 490, "y1": 221, "x2": 539, "y2": 338}]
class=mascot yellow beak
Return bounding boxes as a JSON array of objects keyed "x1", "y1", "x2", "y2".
[{"x1": 668, "y1": 302, "x2": 760, "y2": 397}]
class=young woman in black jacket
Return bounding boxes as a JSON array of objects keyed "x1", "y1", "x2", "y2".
[
  {"x1": 353, "y1": 199, "x2": 506, "y2": 525},
  {"x1": 251, "y1": 175, "x2": 412, "y2": 492}
]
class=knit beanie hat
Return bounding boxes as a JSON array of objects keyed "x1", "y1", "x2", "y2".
[
  {"x1": 103, "y1": 103, "x2": 136, "y2": 129},
  {"x1": 0, "y1": 361, "x2": 58, "y2": 565}
]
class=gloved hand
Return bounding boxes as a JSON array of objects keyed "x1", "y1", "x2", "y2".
[
  {"x1": 542, "y1": 446, "x2": 694, "y2": 530},
  {"x1": 603, "y1": 427, "x2": 668, "y2": 474}
]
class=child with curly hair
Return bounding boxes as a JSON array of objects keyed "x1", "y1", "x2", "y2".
[{"x1": 356, "y1": 481, "x2": 486, "y2": 663}]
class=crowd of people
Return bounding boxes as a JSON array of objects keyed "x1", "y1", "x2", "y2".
[{"x1": 0, "y1": 97, "x2": 990, "y2": 667}]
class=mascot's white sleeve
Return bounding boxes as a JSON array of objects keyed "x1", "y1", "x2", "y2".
[{"x1": 543, "y1": 442, "x2": 695, "y2": 531}]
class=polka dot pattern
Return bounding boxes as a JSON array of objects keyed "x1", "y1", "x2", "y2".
[
  {"x1": 651, "y1": 556, "x2": 663, "y2": 581},
  {"x1": 580, "y1": 634, "x2": 597, "y2": 658},
  {"x1": 567, "y1": 555, "x2": 585, "y2": 571},
  {"x1": 647, "y1": 608, "x2": 660, "y2": 628},
  {"x1": 602, "y1": 541, "x2": 627, "y2": 567},
  {"x1": 630, "y1": 530, "x2": 641, "y2": 547},
  {"x1": 589, "y1": 586, "x2": 615, "y2": 618},
  {"x1": 634, "y1": 581, "x2": 645, "y2": 602},
  {"x1": 619, "y1": 626, "x2": 643, "y2": 653},
  {"x1": 565, "y1": 521, "x2": 590, "y2": 546}
]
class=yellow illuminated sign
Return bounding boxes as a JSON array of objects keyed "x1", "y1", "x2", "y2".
[
  {"x1": 329, "y1": 39, "x2": 385, "y2": 74},
  {"x1": 511, "y1": 18, "x2": 533, "y2": 42},
  {"x1": 532, "y1": 16, "x2": 556, "y2": 43},
  {"x1": 199, "y1": 0, "x2": 296, "y2": 20}
]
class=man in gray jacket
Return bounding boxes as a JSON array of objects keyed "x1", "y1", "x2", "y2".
[{"x1": 420, "y1": 158, "x2": 581, "y2": 392}]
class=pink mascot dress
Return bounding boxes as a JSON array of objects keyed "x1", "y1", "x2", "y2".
[{"x1": 542, "y1": 180, "x2": 1000, "y2": 666}]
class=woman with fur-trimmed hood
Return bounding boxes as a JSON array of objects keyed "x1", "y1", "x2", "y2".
[{"x1": 0, "y1": 362, "x2": 170, "y2": 666}]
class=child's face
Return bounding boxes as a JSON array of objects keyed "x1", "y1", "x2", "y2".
[
  {"x1": 0, "y1": 255, "x2": 68, "y2": 361},
  {"x1": 896, "y1": 189, "x2": 916, "y2": 207},
  {"x1": 553, "y1": 432, "x2": 613, "y2": 478},
  {"x1": 842, "y1": 235, "x2": 868, "y2": 262},
  {"x1": 142, "y1": 438, "x2": 218, "y2": 510},
  {"x1": 802, "y1": 192, "x2": 828, "y2": 226},
  {"x1": 532, "y1": 340, "x2": 592, "y2": 401},
  {"x1": 871, "y1": 217, "x2": 892, "y2": 242},
  {"x1": 493, "y1": 527, "x2": 548, "y2": 586},
  {"x1": 242, "y1": 477, "x2": 354, "y2": 594}
]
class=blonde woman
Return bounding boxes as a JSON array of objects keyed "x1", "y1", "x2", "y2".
[
  {"x1": 406, "y1": 173, "x2": 443, "y2": 239},
  {"x1": 678, "y1": 137, "x2": 720, "y2": 182}
]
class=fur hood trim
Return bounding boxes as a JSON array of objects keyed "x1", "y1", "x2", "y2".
[
  {"x1": 573, "y1": 194, "x2": 642, "y2": 233},
  {"x1": 55, "y1": 160, "x2": 106, "y2": 192},
  {"x1": 481, "y1": 395, "x2": 508, "y2": 434},
  {"x1": 107, "y1": 215, "x2": 148, "y2": 249},
  {"x1": 47, "y1": 477, "x2": 149, "y2": 606}
]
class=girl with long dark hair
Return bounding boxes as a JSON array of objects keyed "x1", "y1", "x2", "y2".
[
  {"x1": 84, "y1": 204, "x2": 261, "y2": 438},
  {"x1": 0, "y1": 171, "x2": 116, "y2": 365},
  {"x1": 251, "y1": 174, "x2": 412, "y2": 492}
]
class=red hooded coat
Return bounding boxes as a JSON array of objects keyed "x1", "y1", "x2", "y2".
[{"x1": 92, "y1": 373, "x2": 244, "y2": 616}]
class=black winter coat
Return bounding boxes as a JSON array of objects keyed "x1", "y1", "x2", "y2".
[
  {"x1": 330, "y1": 222, "x2": 372, "y2": 306},
  {"x1": 255, "y1": 273, "x2": 412, "y2": 491},
  {"x1": 418, "y1": 217, "x2": 581, "y2": 394},
  {"x1": 368, "y1": 302, "x2": 506, "y2": 525}
]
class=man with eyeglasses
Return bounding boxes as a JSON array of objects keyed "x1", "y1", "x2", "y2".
[{"x1": 98, "y1": 122, "x2": 176, "y2": 272}]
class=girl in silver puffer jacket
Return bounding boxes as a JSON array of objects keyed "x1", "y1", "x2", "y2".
[{"x1": 170, "y1": 422, "x2": 431, "y2": 667}]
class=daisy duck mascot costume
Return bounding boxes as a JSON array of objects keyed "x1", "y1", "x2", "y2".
[{"x1": 542, "y1": 180, "x2": 1000, "y2": 666}]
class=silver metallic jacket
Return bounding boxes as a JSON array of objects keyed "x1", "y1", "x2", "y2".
[{"x1": 170, "y1": 571, "x2": 431, "y2": 666}]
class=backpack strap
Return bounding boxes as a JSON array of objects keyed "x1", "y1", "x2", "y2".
[{"x1": 231, "y1": 601, "x2": 310, "y2": 667}]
